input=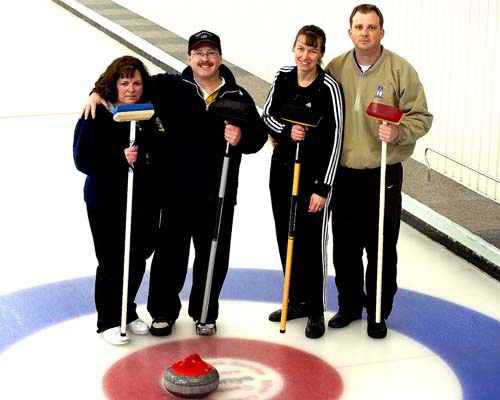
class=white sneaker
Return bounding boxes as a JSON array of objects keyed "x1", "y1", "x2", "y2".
[
  {"x1": 195, "y1": 321, "x2": 217, "y2": 336},
  {"x1": 102, "y1": 326, "x2": 130, "y2": 345},
  {"x1": 127, "y1": 319, "x2": 150, "y2": 335}
]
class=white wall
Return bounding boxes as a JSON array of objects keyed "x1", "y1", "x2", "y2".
[{"x1": 115, "y1": 0, "x2": 500, "y2": 202}]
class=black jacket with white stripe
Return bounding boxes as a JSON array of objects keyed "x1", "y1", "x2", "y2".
[{"x1": 262, "y1": 66, "x2": 344, "y2": 198}]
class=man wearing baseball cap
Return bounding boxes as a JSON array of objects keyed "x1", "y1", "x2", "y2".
[{"x1": 85, "y1": 30, "x2": 267, "y2": 338}]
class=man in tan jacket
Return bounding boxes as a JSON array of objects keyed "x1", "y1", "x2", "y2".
[{"x1": 325, "y1": 4, "x2": 433, "y2": 339}]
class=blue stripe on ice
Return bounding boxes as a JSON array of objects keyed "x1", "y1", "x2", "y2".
[{"x1": 1, "y1": 268, "x2": 499, "y2": 399}]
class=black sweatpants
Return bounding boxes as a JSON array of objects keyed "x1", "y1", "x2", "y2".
[
  {"x1": 331, "y1": 163, "x2": 402, "y2": 319},
  {"x1": 270, "y1": 164, "x2": 328, "y2": 315},
  {"x1": 147, "y1": 198, "x2": 235, "y2": 323},
  {"x1": 87, "y1": 204, "x2": 158, "y2": 332}
]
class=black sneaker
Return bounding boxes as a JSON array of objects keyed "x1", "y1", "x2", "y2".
[
  {"x1": 367, "y1": 317, "x2": 387, "y2": 339},
  {"x1": 150, "y1": 318, "x2": 174, "y2": 336},
  {"x1": 305, "y1": 314, "x2": 325, "y2": 339},
  {"x1": 268, "y1": 304, "x2": 308, "y2": 322},
  {"x1": 328, "y1": 311, "x2": 361, "y2": 328}
]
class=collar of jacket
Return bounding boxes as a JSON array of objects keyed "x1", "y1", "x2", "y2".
[
  {"x1": 284, "y1": 65, "x2": 325, "y2": 89},
  {"x1": 351, "y1": 45, "x2": 387, "y2": 75},
  {"x1": 182, "y1": 64, "x2": 244, "y2": 103}
]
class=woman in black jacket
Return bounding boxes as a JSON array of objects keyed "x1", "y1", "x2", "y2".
[
  {"x1": 74, "y1": 56, "x2": 162, "y2": 345},
  {"x1": 262, "y1": 25, "x2": 344, "y2": 339}
]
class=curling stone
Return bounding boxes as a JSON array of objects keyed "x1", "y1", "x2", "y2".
[{"x1": 163, "y1": 353, "x2": 219, "y2": 398}]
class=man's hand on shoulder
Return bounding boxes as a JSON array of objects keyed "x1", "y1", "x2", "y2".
[{"x1": 82, "y1": 92, "x2": 108, "y2": 119}]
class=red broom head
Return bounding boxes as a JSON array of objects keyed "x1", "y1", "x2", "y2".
[{"x1": 366, "y1": 102, "x2": 403, "y2": 125}]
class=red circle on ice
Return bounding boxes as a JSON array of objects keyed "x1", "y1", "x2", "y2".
[{"x1": 103, "y1": 338, "x2": 343, "y2": 399}]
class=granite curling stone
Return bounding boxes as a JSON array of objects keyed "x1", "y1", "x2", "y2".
[{"x1": 163, "y1": 353, "x2": 219, "y2": 398}]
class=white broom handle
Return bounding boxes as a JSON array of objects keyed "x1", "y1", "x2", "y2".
[
  {"x1": 200, "y1": 143, "x2": 230, "y2": 324},
  {"x1": 375, "y1": 132, "x2": 387, "y2": 324},
  {"x1": 120, "y1": 120, "x2": 136, "y2": 336}
]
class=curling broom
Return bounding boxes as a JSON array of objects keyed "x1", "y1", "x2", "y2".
[
  {"x1": 365, "y1": 86, "x2": 403, "y2": 324},
  {"x1": 112, "y1": 103, "x2": 154, "y2": 338}
]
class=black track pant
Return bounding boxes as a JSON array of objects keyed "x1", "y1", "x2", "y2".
[
  {"x1": 270, "y1": 166, "x2": 327, "y2": 315},
  {"x1": 87, "y1": 204, "x2": 157, "y2": 332},
  {"x1": 147, "y1": 198, "x2": 235, "y2": 323},
  {"x1": 331, "y1": 163, "x2": 402, "y2": 319}
]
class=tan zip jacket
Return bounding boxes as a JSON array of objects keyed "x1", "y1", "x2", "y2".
[{"x1": 325, "y1": 47, "x2": 433, "y2": 169}]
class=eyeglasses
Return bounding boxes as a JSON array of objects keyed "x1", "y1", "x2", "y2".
[{"x1": 191, "y1": 50, "x2": 219, "y2": 59}]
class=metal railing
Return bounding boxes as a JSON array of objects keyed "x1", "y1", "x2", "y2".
[{"x1": 424, "y1": 147, "x2": 500, "y2": 184}]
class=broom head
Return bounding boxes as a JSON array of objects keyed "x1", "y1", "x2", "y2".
[
  {"x1": 113, "y1": 103, "x2": 155, "y2": 122},
  {"x1": 366, "y1": 102, "x2": 403, "y2": 125},
  {"x1": 279, "y1": 101, "x2": 322, "y2": 127},
  {"x1": 210, "y1": 98, "x2": 254, "y2": 124}
]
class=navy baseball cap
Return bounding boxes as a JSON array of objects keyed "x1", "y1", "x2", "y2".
[{"x1": 188, "y1": 30, "x2": 222, "y2": 53}]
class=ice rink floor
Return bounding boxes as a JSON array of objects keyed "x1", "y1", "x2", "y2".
[{"x1": 1, "y1": 1, "x2": 500, "y2": 399}]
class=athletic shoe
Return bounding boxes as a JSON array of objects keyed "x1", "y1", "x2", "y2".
[
  {"x1": 367, "y1": 317, "x2": 387, "y2": 339},
  {"x1": 305, "y1": 314, "x2": 325, "y2": 339},
  {"x1": 195, "y1": 320, "x2": 217, "y2": 336},
  {"x1": 150, "y1": 318, "x2": 174, "y2": 336},
  {"x1": 328, "y1": 311, "x2": 361, "y2": 328},
  {"x1": 102, "y1": 326, "x2": 130, "y2": 345},
  {"x1": 268, "y1": 303, "x2": 308, "y2": 322},
  {"x1": 127, "y1": 319, "x2": 149, "y2": 335}
]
